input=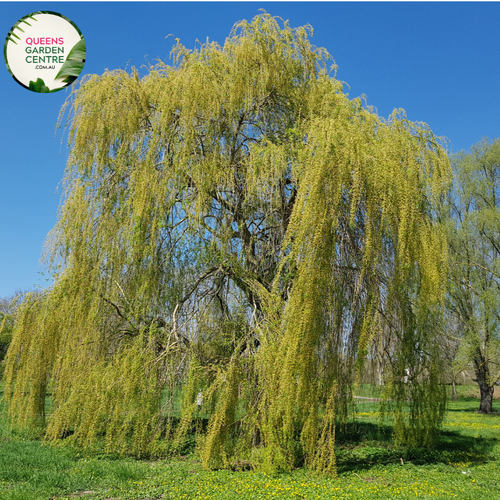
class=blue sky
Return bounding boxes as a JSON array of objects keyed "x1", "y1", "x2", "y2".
[{"x1": 1, "y1": 1, "x2": 499, "y2": 298}]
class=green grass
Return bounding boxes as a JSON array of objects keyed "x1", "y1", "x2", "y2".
[{"x1": 0, "y1": 386, "x2": 499, "y2": 499}]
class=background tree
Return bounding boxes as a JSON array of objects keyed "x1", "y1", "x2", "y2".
[
  {"x1": 0, "y1": 291, "x2": 31, "y2": 378},
  {"x1": 0, "y1": 301, "x2": 14, "y2": 378},
  {"x1": 4, "y1": 14, "x2": 451, "y2": 472},
  {"x1": 445, "y1": 138, "x2": 500, "y2": 413}
]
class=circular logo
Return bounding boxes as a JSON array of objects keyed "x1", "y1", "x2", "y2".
[{"x1": 4, "y1": 11, "x2": 85, "y2": 93}]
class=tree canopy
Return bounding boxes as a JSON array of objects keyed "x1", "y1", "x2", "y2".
[{"x1": 3, "y1": 14, "x2": 451, "y2": 474}]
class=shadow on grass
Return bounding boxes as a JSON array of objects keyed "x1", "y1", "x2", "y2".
[{"x1": 335, "y1": 420, "x2": 498, "y2": 475}]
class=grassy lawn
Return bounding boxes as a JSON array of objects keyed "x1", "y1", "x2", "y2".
[{"x1": 0, "y1": 385, "x2": 499, "y2": 500}]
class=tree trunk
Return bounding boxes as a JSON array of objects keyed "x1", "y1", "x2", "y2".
[
  {"x1": 478, "y1": 383, "x2": 494, "y2": 414},
  {"x1": 452, "y1": 378, "x2": 458, "y2": 402},
  {"x1": 474, "y1": 349, "x2": 494, "y2": 413}
]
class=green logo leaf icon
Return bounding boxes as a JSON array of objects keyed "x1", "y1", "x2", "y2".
[
  {"x1": 55, "y1": 38, "x2": 86, "y2": 83},
  {"x1": 28, "y1": 78, "x2": 50, "y2": 93}
]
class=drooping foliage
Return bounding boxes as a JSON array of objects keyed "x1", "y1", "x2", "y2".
[{"x1": 3, "y1": 14, "x2": 451, "y2": 472}]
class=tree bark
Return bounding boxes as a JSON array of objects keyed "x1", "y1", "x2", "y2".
[
  {"x1": 452, "y1": 378, "x2": 458, "y2": 402},
  {"x1": 478, "y1": 383, "x2": 494, "y2": 414},
  {"x1": 474, "y1": 348, "x2": 495, "y2": 413}
]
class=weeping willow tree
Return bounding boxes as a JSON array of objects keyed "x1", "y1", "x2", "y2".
[{"x1": 3, "y1": 14, "x2": 451, "y2": 473}]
